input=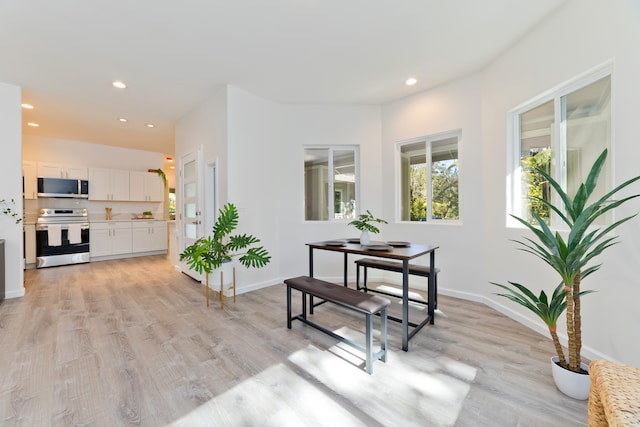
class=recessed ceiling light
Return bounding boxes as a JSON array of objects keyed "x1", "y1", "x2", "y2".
[
  {"x1": 112, "y1": 81, "x2": 127, "y2": 89},
  {"x1": 406, "y1": 78, "x2": 417, "y2": 86},
  {"x1": 21, "y1": 103, "x2": 34, "y2": 109},
  {"x1": 118, "y1": 118, "x2": 128, "y2": 122},
  {"x1": 145, "y1": 123, "x2": 155, "y2": 128},
  {"x1": 169, "y1": 166, "x2": 175, "y2": 170},
  {"x1": 27, "y1": 122, "x2": 39, "y2": 127}
]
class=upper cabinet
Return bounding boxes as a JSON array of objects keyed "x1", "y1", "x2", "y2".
[
  {"x1": 129, "y1": 171, "x2": 164, "y2": 202},
  {"x1": 22, "y1": 161, "x2": 38, "y2": 199},
  {"x1": 89, "y1": 168, "x2": 130, "y2": 201},
  {"x1": 37, "y1": 162, "x2": 88, "y2": 180}
]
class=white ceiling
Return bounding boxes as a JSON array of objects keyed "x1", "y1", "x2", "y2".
[{"x1": 0, "y1": 0, "x2": 568, "y2": 157}]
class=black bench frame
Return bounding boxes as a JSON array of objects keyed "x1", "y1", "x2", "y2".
[
  {"x1": 285, "y1": 276, "x2": 389, "y2": 374},
  {"x1": 354, "y1": 257, "x2": 439, "y2": 328}
]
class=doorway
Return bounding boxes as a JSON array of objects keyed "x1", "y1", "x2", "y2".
[{"x1": 178, "y1": 148, "x2": 203, "y2": 281}]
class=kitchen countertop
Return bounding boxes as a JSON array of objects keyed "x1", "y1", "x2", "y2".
[
  {"x1": 90, "y1": 218, "x2": 167, "y2": 222},
  {"x1": 24, "y1": 212, "x2": 167, "y2": 224}
]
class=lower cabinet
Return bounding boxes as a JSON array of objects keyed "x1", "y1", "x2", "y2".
[
  {"x1": 132, "y1": 221, "x2": 168, "y2": 253},
  {"x1": 90, "y1": 222, "x2": 132, "y2": 257},
  {"x1": 91, "y1": 220, "x2": 167, "y2": 259},
  {"x1": 24, "y1": 224, "x2": 37, "y2": 265}
]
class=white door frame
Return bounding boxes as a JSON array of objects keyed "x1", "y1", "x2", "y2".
[
  {"x1": 178, "y1": 146, "x2": 204, "y2": 280},
  {"x1": 204, "y1": 159, "x2": 218, "y2": 234}
]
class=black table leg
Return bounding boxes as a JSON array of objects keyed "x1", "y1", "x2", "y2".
[
  {"x1": 343, "y1": 252, "x2": 348, "y2": 287},
  {"x1": 429, "y1": 250, "x2": 435, "y2": 325},
  {"x1": 309, "y1": 246, "x2": 315, "y2": 314},
  {"x1": 402, "y1": 259, "x2": 409, "y2": 351}
]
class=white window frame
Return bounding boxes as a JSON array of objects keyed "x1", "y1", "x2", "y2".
[
  {"x1": 507, "y1": 61, "x2": 613, "y2": 228},
  {"x1": 396, "y1": 130, "x2": 461, "y2": 223},
  {"x1": 303, "y1": 145, "x2": 360, "y2": 222}
]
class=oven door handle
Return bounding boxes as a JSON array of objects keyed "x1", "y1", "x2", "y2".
[{"x1": 36, "y1": 223, "x2": 90, "y2": 231}]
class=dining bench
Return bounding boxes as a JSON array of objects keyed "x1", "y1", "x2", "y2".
[
  {"x1": 284, "y1": 275, "x2": 390, "y2": 374},
  {"x1": 354, "y1": 258, "x2": 439, "y2": 309}
]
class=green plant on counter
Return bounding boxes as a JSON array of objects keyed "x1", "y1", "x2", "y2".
[
  {"x1": 348, "y1": 210, "x2": 387, "y2": 234},
  {"x1": 1, "y1": 198, "x2": 22, "y2": 224}
]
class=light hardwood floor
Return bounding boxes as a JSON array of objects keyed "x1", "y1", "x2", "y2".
[{"x1": 0, "y1": 256, "x2": 587, "y2": 426}]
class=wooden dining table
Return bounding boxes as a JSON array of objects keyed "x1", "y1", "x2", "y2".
[{"x1": 306, "y1": 239, "x2": 439, "y2": 351}]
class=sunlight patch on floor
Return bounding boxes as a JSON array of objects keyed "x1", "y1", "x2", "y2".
[
  {"x1": 288, "y1": 344, "x2": 477, "y2": 426},
  {"x1": 373, "y1": 285, "x2": 427, "y2": 302},
  {"x1": 167, "y1": 363, "x2": 368, "y2": 427}
]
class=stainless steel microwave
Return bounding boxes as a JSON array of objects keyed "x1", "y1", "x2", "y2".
[{"x1": 37, "y1": 177, "x2": 89, "y2": 199}]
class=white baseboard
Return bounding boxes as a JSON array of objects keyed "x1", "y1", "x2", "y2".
[{"x1": 4, "y1": 287, "x2": 26, "y2": 299}]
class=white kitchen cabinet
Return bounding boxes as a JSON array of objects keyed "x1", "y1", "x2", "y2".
[
  {"x1": 132, "y1": 220, "x2": 167, "y2": 252},
  {"x1": 37, "y1": 162, "x2": 88, "y2": 179},
  {"x1": 22, "y1": 161, "x2": 38, "y2": 199},
  {"x1": 129, "y1": 171, "x2": 164, "y2": 202},
  {"x1": 24, "y1": 224, "x2": 36, "y2": 265},
  {"x1": 89, "y1": 168, "x2": 130, "y2": 201},
  {"x1": 90, "y1": 221, "x2": 132, "y2": 257}
]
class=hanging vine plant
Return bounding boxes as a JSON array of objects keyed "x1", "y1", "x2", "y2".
[
  {"x1": 1, "y1": 198, "x2": 22, "y2": 223},
  {"x1": 148, "y1": 168, "x2": 167, "y2": 188}
]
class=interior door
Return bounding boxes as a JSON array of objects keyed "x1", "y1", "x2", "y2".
[{"x1": 179, "y1": 149, "x2": 202, "y2": 281}]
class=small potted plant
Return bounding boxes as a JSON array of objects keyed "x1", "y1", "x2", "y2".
[
  {"x1": 491, "y1": 149, "x2": 640, "y2": 399},
  {"x1": 348, "y1": 209, "x2": 387, "y2": 245},
  {"x1": 180, "y1": 203, "x2": 271, "y2": 306}
]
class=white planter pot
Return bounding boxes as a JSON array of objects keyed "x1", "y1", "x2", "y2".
[
  {"x1": 210, "y1": 260, "x2": 234, "y2": 290},
  {"x1": 360, "y1": 230, "x2": 371, "y2": 246},
  {"x1": 550, "y1": 356, "x2": 590, "y2": 400}
]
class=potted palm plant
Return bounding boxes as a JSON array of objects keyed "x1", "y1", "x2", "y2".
[
  {"x1": 180, "y1": 203, "x2": 271, "y2": 307},
  {"x1": 492, "y1": 149, "x2": 640, "y2": 399},
  {"x1": 348, "y1": 209, "x2": 387, "y2": 245}
]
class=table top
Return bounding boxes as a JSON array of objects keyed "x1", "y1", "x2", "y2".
[{"x1": 307, "y1": 239, "x2": 438, "y2": 261}]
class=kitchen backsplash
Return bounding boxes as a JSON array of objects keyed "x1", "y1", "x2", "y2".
[{"x1": 24, "y1": 198, "x2": 164, "y2": 222}]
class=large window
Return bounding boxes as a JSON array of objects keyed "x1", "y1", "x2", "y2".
[
  {"x1": 511, "y1": 67, "x2": 611, "y2": 226},
  {"x1": 304, "y1": 146, "x2": 358, "y2": 221},
  {"x1": 399, "y1": 131, "x2": 460, "y2": 222}
]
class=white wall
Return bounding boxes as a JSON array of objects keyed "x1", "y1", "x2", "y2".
[
  {"x1": 480, "y1": 0, "x2": 640, "y2": 366},
  {"x1": 176, "y1": 85, "x2": 383, "y2": 291},
  {"x1": 23, "y1": 135, "x2": 163, "y2": 170},
  {"x1": 0, "y1": 82, "x2": 24, "y2": 298},
  {"x1": 377, "y1": 0, "x2": 640, "y2": 366},
  {"x1": 226, "y1": 86, "x2": 281, "y2": 288},
  {"x1": 276, "y1": 103, "x2": 383, "y2": 282},
  {"x1": 381, "y1": 74, "x2": 484, "y2": 300},
  {"x1": 175, "y1": 85, "x2": 229, "y2": 204}
]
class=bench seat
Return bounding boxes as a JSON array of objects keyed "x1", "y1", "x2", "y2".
[
  {"x1": 354, "y1": 257, "x2": 439, "y2": 308},
  {"x1": 285, "y1": 275, "x2": 390, "y2": 374}
]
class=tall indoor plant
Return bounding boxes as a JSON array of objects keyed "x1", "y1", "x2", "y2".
[
  {"x1": 180, "y1": 203, "x2": 271, "y2": 305},
  {"x1": 492, "y1": 149, "x2": 640, "y2": 394},
  {"x1": 348, "y1": 209, "x2": 387, "y2": 245}
]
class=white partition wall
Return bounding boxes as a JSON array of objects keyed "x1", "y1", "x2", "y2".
[{"x1": 0, "y1": 82, "x2": 24, "y2": 298}]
